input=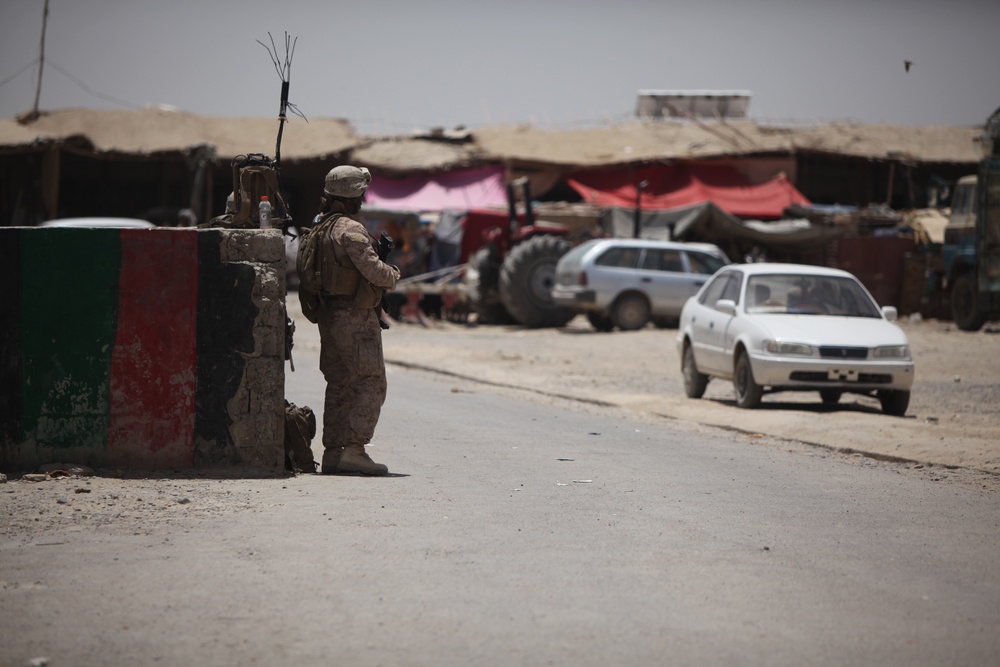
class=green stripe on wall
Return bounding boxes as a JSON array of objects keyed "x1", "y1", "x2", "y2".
[{"x1": 19, "y1": 229, "x2": 121, "y2": 460}]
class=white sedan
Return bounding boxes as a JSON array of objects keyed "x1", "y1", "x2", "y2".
[{"x1": 676, "y1": 263, "x2": 915, "y2": 416}]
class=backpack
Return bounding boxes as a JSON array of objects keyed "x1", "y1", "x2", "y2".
[
  {"x1": 201, "y1": 156, "x2": 289, "y2": 230},
  {"x1": 296, "y1": 214, "x2": 338, "y2": 322},
  {"x1": 297, "y1": 213, "x2": 366, "y2": 322},
  {"x1": 284, "y1": 400, "x2": 318, "y2": 473}
]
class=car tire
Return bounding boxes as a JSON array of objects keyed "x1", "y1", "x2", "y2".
[
  {"x1": 950, "y1": 272, "x2": 987, "y2": 332},
  {"x1": 819, "y1": 389, "x2": 843, "y2": 405},
  {"x1": 682, "y1": 344, "x2": 709, "y2": 399},
  {"x1": 733, "y1": 352, "x2": 763, "y2": 409},
  {"x1": 498, "y1": 235, "x2": 575, "y2": 328},
  {"x1": 612, "y1": 293, "x2": 650, "y2": 331},
  {"x1": 586, "y1": 312, "x2": 615, "y2": 332},
  {"x1": 878, "y1": 389, "x2": 910, "y2": 417}
]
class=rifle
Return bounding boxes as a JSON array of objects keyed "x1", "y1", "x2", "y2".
[{"x1": 375, "y1": 232, "x2": 394, "y2": 329}]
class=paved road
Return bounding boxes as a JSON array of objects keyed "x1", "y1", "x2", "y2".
[{"x1": 3, "y1": 354, "x2": 999, "y2": 667}]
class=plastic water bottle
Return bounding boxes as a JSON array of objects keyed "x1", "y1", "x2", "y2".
[{"x1": 259, "y1": 195, "x2": 272, "y2": 229}]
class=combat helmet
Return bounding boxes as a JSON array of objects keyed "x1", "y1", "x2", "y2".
[{"x1": 324, "y1": 165, "x2": 371, "y2": 198}]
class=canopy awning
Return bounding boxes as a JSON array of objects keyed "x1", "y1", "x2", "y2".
[
  {"x1": 568, "y1": 165, "x2": 810, "y2": 219},
  {"x1": 366, "y1": 166, "x2": 508, "y2": 212}
]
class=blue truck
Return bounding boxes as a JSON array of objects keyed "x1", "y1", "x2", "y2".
[{"x1": 942, "y1": 108, "x2": 1000, "y2": 331}]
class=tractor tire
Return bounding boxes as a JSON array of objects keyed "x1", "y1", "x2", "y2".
[
  {"x1": 499, "y1": 235, "x2": 575, "y2": 328},
  {"x1": 470, "y1": 245, "x2": 514, "y2": 325},
  {"x1": 950, "y1": 272, "x2": 987, "y2": 332}
]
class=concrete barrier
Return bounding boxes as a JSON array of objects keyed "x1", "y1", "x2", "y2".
[{"x1": 0, "y1": 227, "x2": 286, "y2": 471}]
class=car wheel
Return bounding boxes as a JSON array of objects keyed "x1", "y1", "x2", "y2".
[
  {"x1": 612, "y1": 294, "x2": 650, "y2": 331},
  {"x1": 586, "y1": 312, "x2": 615, "y2": 332},
  {"x1": 878, "y1": 389, "x2": 910, "y2": 417},
  {"x1": 682, "y1": 344, "x2": 709, "y2": 399},
  {"x1": 819, "y1": 389, "x2": 843, "y2": 405},
  {"x1": 733, "y1": 352, "x2": 763, "y2": 409}
]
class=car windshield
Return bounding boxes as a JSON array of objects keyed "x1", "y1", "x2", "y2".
[{"x1": 744, "y1": 274, "x2": 882, "y2": 318}]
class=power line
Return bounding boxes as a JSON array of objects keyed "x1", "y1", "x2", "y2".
[
  {"x1": 0, "y1": 59, "x2": 40, "y2": 89},
  {"x1": 45, "y1": 60, "x2": 139, "y2": 109}
]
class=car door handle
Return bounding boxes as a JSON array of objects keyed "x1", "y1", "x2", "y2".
[
  {"x1": 640, "y1": 277, "x2": 652, "y2": 283},
  {"x1": 709, "y1": 321, "x2": 715, "y2": 328},
  {"x1": 693, "y1": 279, "x2": 707, "y2": 286}
]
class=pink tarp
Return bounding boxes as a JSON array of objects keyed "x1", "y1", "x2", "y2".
[
  {"x1": 568, "y1": 165, "x2": 810, "y2": 219},
  {"x1": 366, "y1": 166, "x2": 508, "y2": 212}
]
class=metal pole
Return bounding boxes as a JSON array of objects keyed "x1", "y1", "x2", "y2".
[{"x1": 633, "y1": 180, "x2": 648, "y2": 238}]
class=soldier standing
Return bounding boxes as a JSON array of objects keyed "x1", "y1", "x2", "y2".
[{"x1": 314, "y1": 165, "x2": 400, "y2": 475}]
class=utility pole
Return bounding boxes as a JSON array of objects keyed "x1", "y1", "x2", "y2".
[{"x1": 31, "y1": 0, "x2": 50, "y2": 119}]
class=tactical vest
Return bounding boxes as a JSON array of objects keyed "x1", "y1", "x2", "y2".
[{"x1": 316, "y1": 215, "x2": 383, "y2": 309}]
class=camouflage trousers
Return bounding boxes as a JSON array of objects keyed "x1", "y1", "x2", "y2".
[{"x1": 317, "y1": 306, "x2": 387, "y2": 453}]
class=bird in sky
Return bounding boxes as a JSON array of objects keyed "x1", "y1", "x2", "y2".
[{"x1": 904, "y1": 60, "x2": 913, "y2": 72}]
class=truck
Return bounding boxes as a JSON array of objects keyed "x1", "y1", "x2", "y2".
[{"x1": 942, "y1": 107, "x2": 1000, "y2": 331}]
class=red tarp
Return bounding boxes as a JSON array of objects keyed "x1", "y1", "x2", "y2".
[{"x1": 567, "y1": 165, "x2": 810, "y2": 219}]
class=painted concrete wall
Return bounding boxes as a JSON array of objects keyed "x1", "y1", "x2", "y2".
[{"x1": 0, "y1": 227, "x2": 286, "y2": 471}]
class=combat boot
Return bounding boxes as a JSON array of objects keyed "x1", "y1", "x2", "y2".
[
  {"x1": 321, "y1": 446, "x2": 344, "y2": 475},
  {"x1": 337, "y1": 444, "x2": 388, "y2": 476}
]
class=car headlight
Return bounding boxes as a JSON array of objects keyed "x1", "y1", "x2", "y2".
[
  {"x1": 873, "y1": 345, "x2": 911, "y2": 360},
  {"x1": 763, "y1": 340, "x2": 814, "y2": 356}
]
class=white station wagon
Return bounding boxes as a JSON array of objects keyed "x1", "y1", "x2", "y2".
[
  {"x1": 552, "y1": 238, "x2": 730, "y2": 331},
  {"x1": 676, "y1": 263, "x2": 915, "y2": 415}
]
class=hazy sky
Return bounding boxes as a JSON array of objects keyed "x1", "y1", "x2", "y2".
[{"x1": 1, "y1": 0, "x2": 997, "y2": 135}]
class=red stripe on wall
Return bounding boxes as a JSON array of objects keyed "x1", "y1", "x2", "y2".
[{"x1": 108, "y1": 229, "x2": 199, "y2": 467}]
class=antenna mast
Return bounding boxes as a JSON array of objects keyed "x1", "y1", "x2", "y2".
[{"x1": 32, "y1": 0, "x2": 50, "y2": 118}]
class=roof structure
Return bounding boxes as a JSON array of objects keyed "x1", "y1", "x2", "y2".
[
  {"x1": 0, "y1": 107, "x2": 358, "y2": 159},
  {"x1": 473, "y1": 121, "x2": 982, "y2": 168},
  {"x1": 0, "y1": 108, "x2": 983, "y2": 171}
]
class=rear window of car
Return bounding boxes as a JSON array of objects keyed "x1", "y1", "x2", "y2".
[
  {"x1": 595, "y1": 246, "x2": 641, "y2": 269},
  {"x1": 686, "y1": 251, "x2": 727, "y2": 275},
  {"x1": 640, "y1": 249, "x2": 684, "y2": 272}
]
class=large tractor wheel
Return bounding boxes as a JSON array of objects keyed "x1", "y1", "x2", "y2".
[
  {"x1": 469, "y1": 245, "x2": 514, "y2": 325},
  {"x1": 499, "y1": 235, "x2": 575, "y2": 328},
  {"x1": 950, "y1": 272, "x2": 987, "y2": 332}
]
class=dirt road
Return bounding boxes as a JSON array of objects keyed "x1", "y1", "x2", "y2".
[{"x1": 358, "y1": 307, "x2": 1000, "y2": 483}]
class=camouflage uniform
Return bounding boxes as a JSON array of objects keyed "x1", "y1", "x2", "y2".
[{"x1": 317, "y1": 200, "x2": 400, "y2": 475}]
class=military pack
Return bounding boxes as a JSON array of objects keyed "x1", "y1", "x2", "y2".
[
  {"x1": 284, "y1": 401, "x2": 317, "y2": 473},
  {"x1": 296, "y1": 213, "x2": 368, "y2": 322}
]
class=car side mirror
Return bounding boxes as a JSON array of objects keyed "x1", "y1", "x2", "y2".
[
  {"x1": 882, "y1": 306, "x2": 898, "y2": 321},
  {"x1": 715, "y1": 299, "x2": 737, "y2": 315}
]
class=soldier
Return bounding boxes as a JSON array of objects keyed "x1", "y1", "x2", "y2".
[{"x1": 314, "y1": 165, "x2": 400, "y2": 475}]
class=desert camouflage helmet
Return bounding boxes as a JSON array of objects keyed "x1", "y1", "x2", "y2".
[{"x1": 324, "y1": 165, "x2": 371, "y2": 197}]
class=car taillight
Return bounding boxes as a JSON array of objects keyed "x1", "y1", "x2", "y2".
[{"x1": 578, "y1": 271, "x2": 588, "y2": 287}]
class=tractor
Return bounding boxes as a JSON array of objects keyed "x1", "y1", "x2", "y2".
[{"x1": 466, "y1": 178, "x2": 583, "y2": 328}]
